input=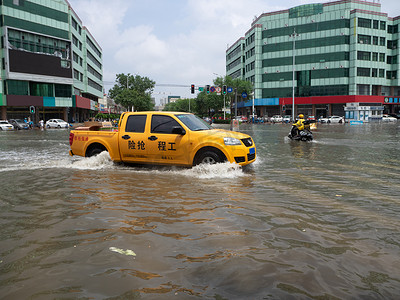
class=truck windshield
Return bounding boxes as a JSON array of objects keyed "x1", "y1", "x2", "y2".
[{"x1": 176, "y1": 114, "x2": 212, "y2": 131}]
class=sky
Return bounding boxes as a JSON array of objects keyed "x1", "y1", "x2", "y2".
[{"x1": 67, "y1": 0, "x2": 400, "y2": 104}]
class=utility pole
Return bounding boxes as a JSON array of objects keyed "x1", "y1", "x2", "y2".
[{"x1": 290, "y1": 30, "x2": 299, "y2": 121}]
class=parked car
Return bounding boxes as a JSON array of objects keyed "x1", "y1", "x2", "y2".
[
  {"x1": 307, "y1": 116, "x2": 316, "y2": 121},
  {"x1": 319, "y1": 115, "x2": 344, "y2": 124},
  {"x1": 283, "y1": 115, "x2": 292, "y2": 123},
  {"x1": 46, "y1": 119, "x2": 69, "y2": 128},
  {"x1": 0, "y1": 120, "x2": 14, "y2": 131},
  {"x1": 9, "y1": 119, "x2": 29, "y2": 130},
  {"x1": 382, "y1": 114, "x2": 397, "y2": 122},
  {"x1": 270, "y1": 115, "x2": 283, "y2": 122},
  {"x1": 388, "y1": 113, "x2": 400, "y2": 119}
]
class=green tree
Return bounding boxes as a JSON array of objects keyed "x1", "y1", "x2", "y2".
[
  {"x1": 108, "y1": 73, "x2": 155, "y2": 111},
  {"x1": 193, "y1": 76, "x2": 253, "y2": 117},
  {"x1": 163, "y1": 98, "x2": 192, "y2": 112}
]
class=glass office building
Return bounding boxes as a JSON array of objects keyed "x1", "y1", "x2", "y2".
[
  {"x1": 0, "y1": 0, "x2": 103, "y2": 122},
  {"x1": 226, "y1": 0, "x2": 400, "y2": 120}
]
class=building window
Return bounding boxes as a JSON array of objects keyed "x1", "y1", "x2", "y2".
[
  {"x1": 358, "y1": 18, "x2": 371, "y2": 28},
  {"x1": 387, "y1": 71, "x2": 397, "y2": 79},
  {"x1": 373, "y1": 20, "x2": 379, "y2": 29},
  {"x1": 379, "y1": 53, "x2": 385, "y2": 62},
  {"x1": 358, "y1": 35, "x2": 371, "y2": 44},
  {"x1": 373, "y1": 36, "x2": 378, "y2": 45},
  {"x1": 357, "y1": 51, "x2": 371, "y2": 61},
  {"x1": 388, "y1": 24, "x2": 398, "y2": 34},
  {"x1": 71, "y1": 18, "x2": 78, "y2": 31},
  {"x1": 357, "y1": 67, "x2": 370, "y2": 77},
  {"x1": 380, "y1": 37, "x2": 385, "y2": 46},
  {"x1": 387, "y1": 55, "x2": 397, "y2": 64},
  {"x1": 13, "y1": 0, "x2": 24, "y2": 6},
  {"x1": 387, "y1": 40, "x2": 398, "y2": 49},
  {"x1": 379, "y1": 69, "x2": 385, "y2": 78},
  {"x1": 372, "y1": 52, "x2": 378, "y2": 61},
  {"x1": 380, "y1": 21, "x2": 386, "y2": 30},
  {"x1": 372, "y1": 68, "x2": 378, "y2": 77}
]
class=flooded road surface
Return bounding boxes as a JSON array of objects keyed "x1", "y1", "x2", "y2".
[{"x1": 1, "y1": 123, "x2": 400, "y2": 299}]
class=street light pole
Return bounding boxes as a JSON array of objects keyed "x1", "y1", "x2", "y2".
[{"x1": 290, "y1": 30, "x2": 298, "y2": 121}]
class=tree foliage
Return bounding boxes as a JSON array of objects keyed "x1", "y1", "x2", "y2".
[
  {"x1": 164, "y1": 76, "x2": 254, "y2": 116},
  {"x1": 108, "y1": 73, "x2": 155, "y2": 111},
  {"x1": 163, "y1": 98, "x2": 192, "y2": 112},
  {"x1": 193, "y1": 75, "x2": 254, "y2": 117}
]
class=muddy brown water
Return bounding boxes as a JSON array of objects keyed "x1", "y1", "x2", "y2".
[{"x1": 1, "y1": 123, "x2": 399, "y2": 299}]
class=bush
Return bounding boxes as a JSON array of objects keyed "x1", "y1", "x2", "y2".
[{"x1": 212, "y1": 119, "x2": 231, "y2": 124}]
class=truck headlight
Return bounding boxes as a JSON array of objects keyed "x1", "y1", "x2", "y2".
[{"x1": 224, "y1": 137, "x2": 242, "y2": 145}]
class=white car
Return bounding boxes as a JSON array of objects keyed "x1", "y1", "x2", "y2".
[
  {"x1": 382, "y1": 114, "x2": 397, "y2": 122},
  {"x1": 46, "y1": 119, "x2": 69, "y2": 128},
  {"x1": 320, "y1": 115, "x2": 344, "y2": 124},
  {"x1": 270, "y1": 115, "x2": 283, "y2": 122},
  {"x1": 0, "y1": 120, "x2": 14, "y2": 131},
  {"x1": 282, "y1": 115, "x2": 292, "y2": 123}
]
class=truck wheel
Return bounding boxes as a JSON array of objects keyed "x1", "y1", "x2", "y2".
[
  {"x1": 87, "y1": 147, "x2": 105, "y2": 157},
  {"x1": 195, "y1": 150, "x2": 222, "y2": 165}
]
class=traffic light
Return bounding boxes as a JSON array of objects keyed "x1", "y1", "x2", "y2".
[
  {"x1": 29, "y1": 106, "x2": 35, "y2": 114},
  {"x1": 206, "y1": 85, "x2": 210, "y2": 93},
  {"x1": 190, "y1": 84, "x2": 195, "y2": 94},
  {"x1": 223, "y1": 85, "x2": 227, "y2": 95},
  {"x1": 282, "y1": 105, "x2": 286, "y2": 112}
]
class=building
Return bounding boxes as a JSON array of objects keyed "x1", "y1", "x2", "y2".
[
  {"x1": 226, "y1": 0, "x2": 400, "y2": 122},
  {"x1": 0, "y1": 0, "x2": 103, "y2": 123}
]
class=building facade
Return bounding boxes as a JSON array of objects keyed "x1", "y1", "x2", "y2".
[
  {"x1": 0, "y1": 0, "x2": 103, "y2": 122},
  {"x1": 226, "y1": 0, "x2": 400, "y2": 120}
]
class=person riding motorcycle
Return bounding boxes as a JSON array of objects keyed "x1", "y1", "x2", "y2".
[
  {"x1": 289, "y1": 114, "x2": 313, "y2": 141},
  {"x1": 291, "y1": 114, "x2": 305, "y2": 135}
]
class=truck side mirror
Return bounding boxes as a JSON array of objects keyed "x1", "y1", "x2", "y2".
[{"x1": 172, "y1": 126, "x2": 186, "y2": 135}]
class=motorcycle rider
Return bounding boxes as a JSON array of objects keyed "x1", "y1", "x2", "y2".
[{"x1": 291, "y1": 114, "x2": 305, "y2": 137}]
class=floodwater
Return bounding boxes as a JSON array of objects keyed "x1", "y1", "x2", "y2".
[{"x1": 1, "y1": 123, "x2": 400, "y2": 299}]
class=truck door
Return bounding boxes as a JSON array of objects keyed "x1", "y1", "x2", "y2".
[
  {"x1": 146, "y1": 114, "x2": 191, "y2": 165},
  {"x1": 118, "y1": 114, "x2": 149, "y2": 163}
]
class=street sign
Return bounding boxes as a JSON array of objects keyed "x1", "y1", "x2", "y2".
[
  {"x1": 216, "y1": 87, "x2": 222, "y2": 93},
  {"x1": 199, "y1": 87, "x2": 204, "y2": 92},
  {"x1": 210, "y1": 86, "x2": 216, "y2": 93},
  {"x1": 227, "y1": 87, "x2": 233, "y2": 93},
  {"x1": 242, "y1": 92, "x2": 247, "y2": 98}
]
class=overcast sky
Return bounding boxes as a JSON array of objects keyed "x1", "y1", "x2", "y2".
[{"x1": 67, "y1": 0, "x2": 400, "y2": 103}]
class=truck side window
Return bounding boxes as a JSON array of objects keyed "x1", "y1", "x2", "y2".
[
  {"x1": 151, "y1": 115, "x2": 180, "y2": 134},
  {"x1": 126, "y1": 115, "x2": 147, "y2": 132}
]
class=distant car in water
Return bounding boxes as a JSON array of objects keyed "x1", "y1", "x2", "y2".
[
  {"x1": 382, "y1": 114, "x2": 397, "y2": 122},
  {"x1": 270, "y1": 115, "x2": 283, "y2": 123},
  {"x1": 9, "y1": 119, "x2": 29, "y2": 130},
  {"x1": 46, "y1": 119, "x2": 69, "y2": 128},
  {"x1": 319, "y1": 115, "x2": 344, "y2": 124},
  {"x1": 0, "y1": 120, "x2": 14, "y2": 131},
  {"x1": 388, "y1": 113, "x2": 400, "y2": 119}
]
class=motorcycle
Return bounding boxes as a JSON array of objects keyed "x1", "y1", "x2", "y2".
[{"x1": 288, "y1": 120, "x2": 315, "y2": 141}]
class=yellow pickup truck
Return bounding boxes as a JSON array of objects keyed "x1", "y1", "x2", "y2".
[{"x1": 69, "y1": 111, "x2": 256, "y2": 167}]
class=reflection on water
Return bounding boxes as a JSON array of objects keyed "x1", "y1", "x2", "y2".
[{"x1": 0, "y1": 124, "x2": 400, "y2": 299}]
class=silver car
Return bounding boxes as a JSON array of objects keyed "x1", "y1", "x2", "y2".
[{"x1": 46, "y1": 119, "x2": 69, "y2": 128}]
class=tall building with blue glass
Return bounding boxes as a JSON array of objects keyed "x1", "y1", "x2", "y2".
[
  {"x1": 0, "y1": 0, "x2": 103, "y2": 122},
  {"x1": 226, "y1": 0, "x2": 400, "y2": 120}
]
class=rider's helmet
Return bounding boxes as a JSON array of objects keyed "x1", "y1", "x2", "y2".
[{"x1": 298, "y1": 114, "x2": 304, "y2": 119}]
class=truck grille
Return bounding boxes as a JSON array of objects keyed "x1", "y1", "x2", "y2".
[
  {"x1": 234, "y1": 156, "x2": 245, "y2": 163},
  {"x1": 247, "y1": 153, "x2": 256, "y2": 161},
  {"x1": 241, "y1": 138, "x2": 253, "y2": 147}
]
